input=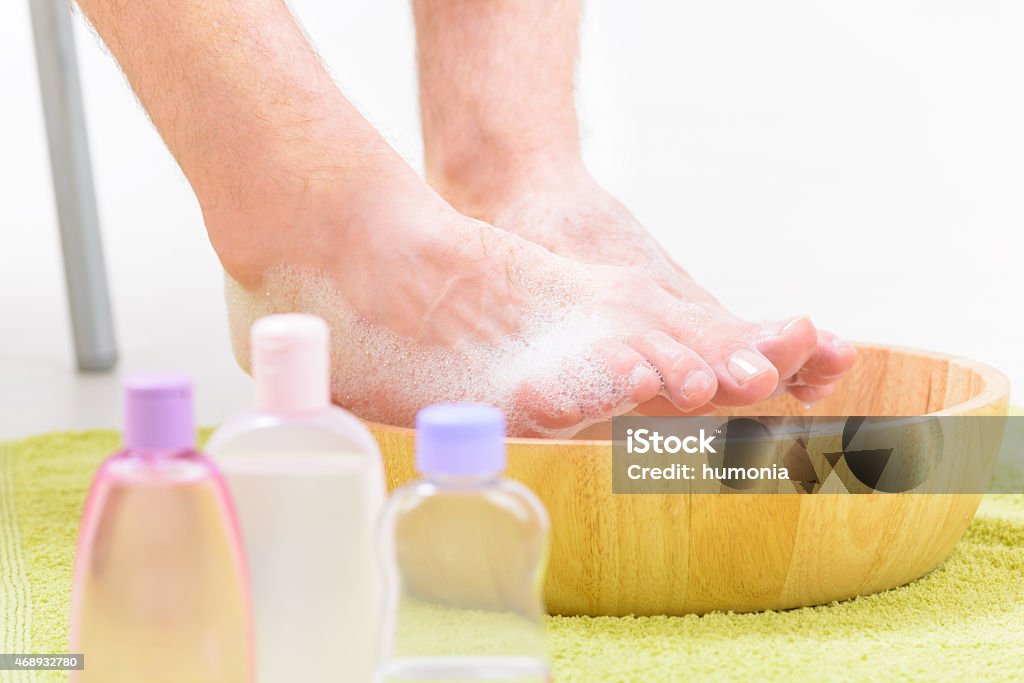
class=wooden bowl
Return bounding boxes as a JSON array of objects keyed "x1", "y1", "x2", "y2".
[{"x1": 367, "y1": 344, "x2": 1010, "y2": 616}]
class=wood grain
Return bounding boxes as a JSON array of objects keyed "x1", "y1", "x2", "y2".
[{"x1": 367, "y1": 344, "x2": 1010, "y2": 616}]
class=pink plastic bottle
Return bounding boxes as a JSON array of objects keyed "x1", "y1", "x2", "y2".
[
  {"x1": 70, "y1": 374, "x2": 252, "y2": 683},
  {"x1": 206, "y1": 314, "x2": 386, "y2": 683}
]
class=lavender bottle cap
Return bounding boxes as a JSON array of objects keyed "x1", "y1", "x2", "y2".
[
  {"x1": 415, "y1": 404, "x2": 506, "y2": 476},
  {"x1": 122, "y1": 373, "x2": 195, "y2": 452}
]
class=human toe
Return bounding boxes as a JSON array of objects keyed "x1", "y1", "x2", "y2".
[{"x1": 630, "y1": 331, "x2": 717, "y2": 412}]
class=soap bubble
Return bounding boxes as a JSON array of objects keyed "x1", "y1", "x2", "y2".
[{"x1": 225, "y1": 264, "x2": 641, "y2": 437}]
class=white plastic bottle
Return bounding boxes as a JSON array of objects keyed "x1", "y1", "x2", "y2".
[
  {"x1": 376, "y1": 404, "x2": 551, "y2": 683},
  {"x1": 207, "y1": 314, "x2": 385, "y2": 683}
]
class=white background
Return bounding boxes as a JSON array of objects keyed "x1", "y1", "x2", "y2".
[{"x1": 1, "y1": 0, "x2": 1021, "y2": 438}]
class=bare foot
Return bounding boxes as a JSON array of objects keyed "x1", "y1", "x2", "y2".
[
  {"x1": 434, "y1": 163, "x2": 856, "y2": 410},
  {"x1": 210, "y1": 166, "x2": 794, "y2": 436}
]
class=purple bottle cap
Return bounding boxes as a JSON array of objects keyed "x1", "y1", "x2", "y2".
[
  {"x1": 122, "y1": 373, "x2": 195, "y2": 452},
  {"x1": 415, "y1": 404, "x2": 506, "y2": 476}
]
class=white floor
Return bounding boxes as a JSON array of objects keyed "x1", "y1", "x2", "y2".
[{"x1": 1, "y1": 1, "x2": 1022, "y2": 440}]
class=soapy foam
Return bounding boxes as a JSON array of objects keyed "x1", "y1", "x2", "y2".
[
  {"x1": 225, "y1": 265, "x2": 643, "y2": 437},
  {"x1": 491, "y1": 190, "x2": 679, "y2": 288}
]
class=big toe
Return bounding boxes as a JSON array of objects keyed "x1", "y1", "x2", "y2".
[
  {"x1": 715, "y1": 346, "x2": 780, "y2": 405},
  {"x1": 686, "y1": 334, "x2": 780, "y2": 406},
  {"x1": 755, "y1": 316, "x2": 819, "y2": 382}
]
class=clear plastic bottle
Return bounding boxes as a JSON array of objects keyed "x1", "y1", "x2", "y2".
[
  {"x1": 206, "y1": 313, "x2": 386, "y2": 683},
  {"x1": 376, "y1": 404, "x2": 551, "y2": 683},
  {"x1": 70, "y1": 374, "x2": 252, "y2": 683}
]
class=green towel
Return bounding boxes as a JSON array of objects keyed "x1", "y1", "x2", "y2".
[{"x1": 2, "y1": 429, "x2": 1023, "y2": 682}]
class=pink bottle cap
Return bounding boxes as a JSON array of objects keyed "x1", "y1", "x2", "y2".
[{"x1": 251, "y1": 314, "x2": 331, "y2": 414}]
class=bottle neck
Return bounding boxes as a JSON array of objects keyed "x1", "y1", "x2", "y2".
[
  {"x1": 254, "y1": 381, "x2": 329, "y2": 415},
  {"x1": 123, "y1": 446, "x2": 195, "y2": 460},
  {"x1": 423, "y1": 472, "x2": 502, "y2": 487}
]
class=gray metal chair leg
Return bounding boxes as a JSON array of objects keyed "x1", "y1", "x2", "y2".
[{"x1": 29, "y1": 0, "x2": 117, "y2": 372}]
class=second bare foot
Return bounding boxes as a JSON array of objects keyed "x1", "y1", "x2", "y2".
[{"x1": 433, "y1": 162, "x2": 856, "y2": 410}]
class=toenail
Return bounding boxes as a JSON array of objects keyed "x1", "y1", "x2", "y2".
[
  {"x1": 630, "y1": 365, "x2": 659, "y2": 388},
  {"x1": 831, "y1": 336, "x2": 855, "y2": 352},
  {"x1": 781, "y1": 316, "x2": 810, "y2": 333},
  {"x1": 727, "y1": 349, "x2": 773, "y2": 385},
  {"x1": 681, "y1": 370, "x2": 713, "y2": 398}
]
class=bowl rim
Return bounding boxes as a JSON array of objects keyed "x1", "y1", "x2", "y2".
[{"x1": 363, "y1": 342, "x2": 1011, "y2": 446}]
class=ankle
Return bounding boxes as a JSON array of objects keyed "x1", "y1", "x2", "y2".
[
  {"x1": 201, "y1": 147, "x2": 444, "y2": 289},
  {"x1": 426, "y1": 136, "x2": 587, "y2": 221}
]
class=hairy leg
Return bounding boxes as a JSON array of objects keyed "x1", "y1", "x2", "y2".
[
  {"x1": 413, "y1": 0, "x2": 855, "y2": 407},
  {"x1": 76, "y1": 0, "x2": 415, "y2": 287},
  {"x1": 76, "y1": 0, "x2": 764, "y2": 435}
]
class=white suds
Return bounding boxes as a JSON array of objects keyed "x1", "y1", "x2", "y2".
[{"x1": 225, "y1": 265, "x2": 641, "y2": 437}]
